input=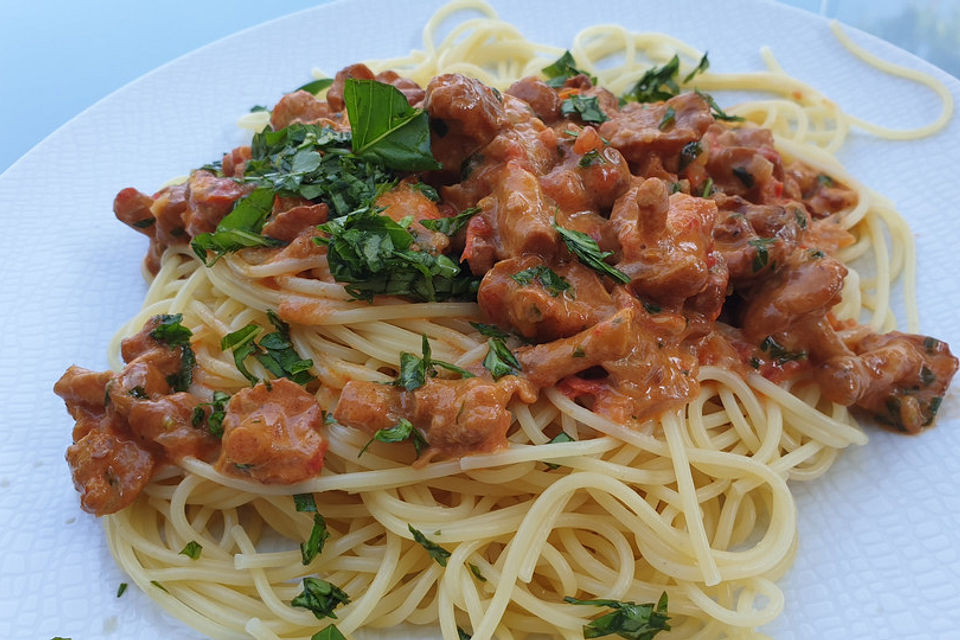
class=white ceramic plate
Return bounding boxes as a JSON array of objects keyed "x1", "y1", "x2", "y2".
[{"x1": 1, "y1": 1, "x2": 958, "y2": 638}]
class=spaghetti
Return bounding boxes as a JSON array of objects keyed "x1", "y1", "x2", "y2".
[{"x1": 54, "y1": 3, "x2": 957, "y2": 640}]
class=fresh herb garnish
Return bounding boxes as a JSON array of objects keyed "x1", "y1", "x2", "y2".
[
  {"x1": 129, "y1": 386, "x2": 148, "y2": 399},
  {"x1": 291, "y1": 577, "x2": 351, "y2": 619},
  {"x1": 458, "y1": 627, "x2": 472, "y2": 640},
  {"x1": 627, "y1": 55, "x2": 681, "y2": 103},
  {"x1": 408, "y1": 525, "x2": 452, "y2": 566},
  {"x1": 470, "y1": 322, "x2": 512, "y2": 339},
  {"x1": 191, "y1": 390, "x2": 230, "y2": 438},
  {"x1": 792, "y1": 207, "x2": 808, "y2": 229},
  {"x1": 420, "y1": 206, "x2": 480, "y2": 236},
  {"x1": 301, "y1": 513, "x2": 330, "y2": 565},
  {"x1": 732, "y1": 166, "x2": 755, "y2": 188},
  {"x1": 700, "y1": 177, "x2": 714, "y2": 197},
  {"x1": 817, "y1": 173, "x2": 835, "y2": 188},
  {"x1": 311, "y1": 625, "x2": 348, "y2": 640},
  {"x1": 747, "y1": 237, "x2": 776, "y2": 272},
  {"x1": 544, "y1": 432, "x2": 575, "y2": 470},
  {"x1": 658, "y1": 106, "x2": 676, "y2": 131},
  {"x1": 116, "y1": 583, "x2": 128, "y2": 598},
  {"x1": 694, "y1": 88, "x2": 744, "y2": 122},
  {"x1": 511, "y1": 265, "x2": 573, "y2": 297},
  {"x1": 316, "y1": 205, "x2": 478, "y2": 302},
  {"x1": 483, "y1": 338, "x2": 522, "y2": 380},
  {"x1": 553, "y1": 218, "x2": 630, "y2": 284},
  {"x1": 542, "y1": 50, "x2": 597, "y2": 88},
  {"x1": 149, "y1": 314, "x2": 195, "y2": 392},
  {"x1": 358, "y1": 418, "x2": 430, "y2": 458},
  {"x1": 578, "y1": 149, "x2": 605, "y2": 168},
  {"x1": 343, "y1": 78, "x2": 441, "y2": 172},
  {"x1": 296, "y1": 78, "x2": 334, "y2": 95},
  {"x1": 561, "y1": 95, "x2": 608, "y2": 124},
  {"x1": 565, "y1": 592, "x2": 671, "y2": 640},
  {"x1": 294, "y1": 493, "x2": 318, "y2": 512},
  {"x1": 411, "y1": 181, "x2": 440, "y2": 202},
  {"x1": 683, "y1": 52, "x2": 710, "y2": 82},
  {"x1": 395, "y1": 334, "x2": 475, "y2": 392},
  {"x1": 760, "y1": 336, "x2": 806, "y2": 364},
  {"x1": 468, "y1": 563, "x2": 487, "y2": 582},
  {"x1": 191, "y1": 187, "x2": 282, "y2": 264},
  {"x1": 179, "y1": 540, "x2": 202, "y2": 560},
  {"x1": 221, "y1": 312, "x2": 314, "y2": 386}
]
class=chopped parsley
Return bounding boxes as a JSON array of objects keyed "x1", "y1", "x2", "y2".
[
  {"x1": 561, "y1": 95, "x2": 608, "y2": 124},
  {"x1": 191, "y1": 187, "x2": 282, "y2": 264},
  {"x1": 542, "y1": 50, "x2": 597, "y2": 88},
  {"x1": 301, "y1": 513, "x2": 330, "y2": 565},
  {"x1": 511, "y1": 265, "x2": 573, "y2": 297},
  {"x1": 220, "y1": 311, "x2": 314, "y2": 386},
  {"x1": 179, "y1": 540, "x2": 202, "y2": 560},
  {"x1": 291, "y1": 577, "x2": 351, "y2": 620},
  {"x1": 358, "y1": 418, "x2": 430, "y2": 459},
  {"x1": 420, "y1": 206, "x2": 480, "y2": 236},
  {"x1": 149, "y1": 314, "x2": 195, "y2": 392},
  {"x1": 395, "y1": 334, "x2": 474, "y2": 392},
  {"x1": 483, "y1": 337, "x2": 522, "y2": 380},
  {"x1": 747, "y1": 237, "x2": 777, "y2": 272},
  {"x1": 565, "y1": 592, "x2": 671, "y2": 640},
  {"x1": 408, "y1": 525, "x2": 452, "y2": 566},
  {"x1": 553, "y1": 218, "x2": 630, "y2": 284}
]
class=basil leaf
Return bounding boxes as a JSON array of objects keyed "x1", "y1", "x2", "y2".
[
  {"x1": 747, "y1": 237, "x2": 776, "y2": 272},
  {"x1": 565, "y1": 592, "x2": 671, "y2": 640},
  {"x1": 658, "y1": 106, "x2": 676, "y2": 131},
  {"x1": 220, "y1": 313, "x2": 314, "y2": 386},
  {"x1": 179, "y1": 540, "x2": 202, "y2": 560},
  {"x1": 358, "y1": 418, "x2": 429, "y2": 458},
  {"x1": 553, "y1": 219, "x2": 630, "y2": 284},
  {"x1": 408, "y1": 524, "x2": 451, "y2": 567},
  {"x1": 694, "y1": 88, "x2": 744, "y2": 122},
  {"x1": 311, "y1": 625, "x2": 348, "y2": 640},
  {"x1": 291, "y1": 577, "x2": 350, "y2": 620},
  {"x1": 296, "y1": 78, "x2": 334, "y2": 95},
  {"x1": 150, "y1": 313, "x2": 192, "y2": 347},
  {"x1": 116, "y1": 583, "x2": 128, "y2": 598},
  {"x1": 511, "y1": 265, "x2": 572, "y2": 297},
  {"x1": 627, "y1": 55, "x2": 680, "y2": 103},
  {"x1": 483, "y1": 338, "x2": 521, "y2": 380},
  {"x1": 301, "y1": 513, "x2": 330, "y2": 565},
  {"x1": 420, "y1": 206, "x2": 480, "y2": 236},
  {"x1": 561, "y1": 95, "x2": 608, "y2": 124},
  {"x1": 468, "y1": 563, "x2": 487, "y2": 582},
  {"x1": 191, "y1": 187, "x2": 281, "y2": 264},
  {"x1": 759, "y1": 336, "x2": 806, "y2": 364},
  {"x1": 683, "y1": 52, "x2": 710, "y2": 83},
  {"x1": 221, "y1": 324, "x2": 263, "y2": 385},
  {"x1": 542, "y1": 50, "x2": 597, "y2": 88},
  {"x1": 344, "y1": 78, "x2": 441, "y2": 172},
  {"x1": 192, "y1": 390, "x2": 230, "y2": 438}
]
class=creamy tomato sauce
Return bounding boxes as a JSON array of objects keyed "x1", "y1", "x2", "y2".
[{"x1": 57, "y1": 63, "x2": 957, "y2": 515}]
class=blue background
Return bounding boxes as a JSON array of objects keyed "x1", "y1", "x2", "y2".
[{"x1": 2, "y1": 0, "x2": 957, "y2": 174}]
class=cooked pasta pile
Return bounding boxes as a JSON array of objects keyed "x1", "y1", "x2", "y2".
[{"x1": 65, "y1": 2, "x2": 954, "y2": 639}]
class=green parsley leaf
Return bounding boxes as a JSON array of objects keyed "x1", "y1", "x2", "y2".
[
  {"x1": 301, "y1": 513, "x2": 330, "y2": 565},
  {"x1": 694, "y1": 88, "x2": 744, "y2": 122},
  {"x1": 658, "y1": 106, "x2": 676, "y2": 131},
  {"x1": 420, "y1": 207, "x2": 480, "y2": 236},
  {"x1": 291, "y1": 577, "x2": 351, "y2": 620},
  {"x1": 542, "y1": 50, "x2": 597, "y2": 88},
  {"x1": 343, "y1": 78, "x2": 441, "y2": 172},
  {"x1": 759, "y1": 336, "x2": 806, "y2": 364},
  {"x1": 544, "y1": 431, "x2": 575, "y2": 470},
  {"x1": 511, "y1": 265, "x2": 573, "y2": 297},
  {"x1": 316, "y1": 205, "x2": 478, "y2": 302},
  {"x1": 565, "y1": 592, "x2": 671, "y2": 640},
  {"x1": 296, "y1": 78, "x2": 334, "y2": 95},
  {"x1": 683, "y1": 52, "x2": 710, "y2": 83},
  {"x1": 294, "y1": 493, "x2": 318, "y2": 512},
  {"x1": 561, "y1": 95, "x2": 608, "y2": 124},
  {"x1": 179, "y1": 540, "x2": 202, "y2": 560},
  {"x1": 483, "y1": 338, "x2": 522, "y2": 380},
  {"x1": 747, "y1": 237, "x2": 776, "y2": 272},
  {"x1": 311, "y1": 625, "x2": 348, "y2": 640},
  {"x1": 359, "y1": 418, "x2": 430, "y2": 458},
  {"x1": 469, "y1": 322, "x2": 511, "y2": 339},
  {"x1": 408, "y1": 524, "x2": 452, "y2": 566},
  {"x1": 149, "y1": 314, "x2": 196, "y2": 392},
  {"x1": 191, "y1": 187, "x2": 281, "y2": 264},
  {"x1": 553, "y1": 219, "x2": 630, "y2": 284},
  {"x1": 468, "y1": 563, "x2": 487, "y2": 582}
]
